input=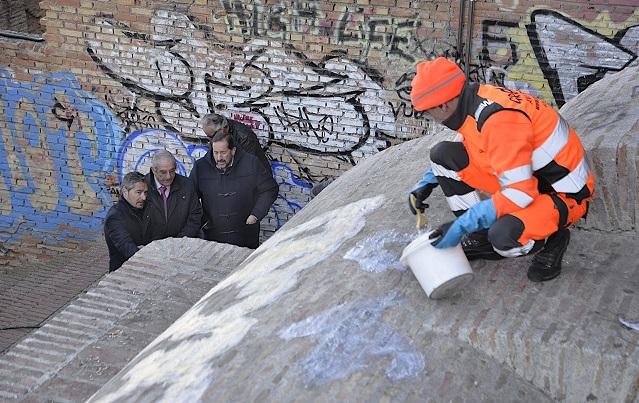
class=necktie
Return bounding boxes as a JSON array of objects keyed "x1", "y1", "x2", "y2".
[{"x1": 159, "y1": 185, "x2": 168, "y2": 220}]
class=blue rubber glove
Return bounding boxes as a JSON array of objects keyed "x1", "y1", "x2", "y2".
[
  {"x1": 431, "y1": 199, "x2": 497, "y2": 249},
  {"x1": 408, "y1": 169, "x2": 439, "y2": 214}
]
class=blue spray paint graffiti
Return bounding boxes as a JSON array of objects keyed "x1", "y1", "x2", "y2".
[
  {"x1": 0, "y1": 66, "x2": 323, "y2": 247},
  {"x1": 270, "y1": 162, "x2": 313, "y2": 229},
  {"x1": 0, "y1": 70, "x2": 123, "y2": 243},
  {"x1": 279, "y1": 291, "x2": 425, "y2": 385}
]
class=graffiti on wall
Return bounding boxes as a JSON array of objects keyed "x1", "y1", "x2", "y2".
[
  {"x1": 493, "y1": 1, "x2": 637, "y2": 24},
  {"x1": 86, "y1": 5, "x2": 639, "y2": 154},
  {"x1": 216, "y1": 0, "x2": 426, "y2": 63},
  {"x1": 103, "y1": 91, "x2": 164, "y2": 134},
  {"x1": 83, "y1": 9, "x2": 387, "y2": 233},
  {"x1": 269, "y1": 162, "x2": 313, "y2": 229},
  {"x1": 477, "y1": 10, "x2": 638, "y2": 106},
  {"x1": 526, "y1": 10, "x2": 637, "y2": 107},
  {"x1": 0, "y1": 73, "x2": 315, "y2": 245},
  {"x1": 0, "y1": 70, "x2": 122, "y2": 243},
  {"x1": 85, "y1": 10, "x2": 402, "y2": 186}
]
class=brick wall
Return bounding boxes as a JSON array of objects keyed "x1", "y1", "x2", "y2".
[
  {"x1": 0, "y1": 0, "x2": 637, "y2": 265},
  {"x1": 0, "y1": 0, "x2": 44, "y2": 34}
]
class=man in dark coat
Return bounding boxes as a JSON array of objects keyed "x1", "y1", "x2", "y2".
[
  {"x1": 144, "y1": 150, "x2": 202, "y2": 241},
  {"x1": 200, "y1": 113, "x2": 271, "y2": 171},
  {"x1": 190, "y1": 131, "x2": 278, "y2": 249},
  {"x1": 104, "y1": 171, "x2": 150, "y2": 272}
]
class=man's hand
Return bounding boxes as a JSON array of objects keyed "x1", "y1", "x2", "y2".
[
  {"x1": 430, "y1": 199, "x2": 497, "y2": 249},
  {"x1": 246, "y1": 214, "x2": 258, "y2": 225},
  {"x1": 429, "y1": 221, "x2": 461, "y2": 248},
  {"x1": 409, "y1": 185, "x2": 437, "y2": 214},
  {"x1": 408, "y1": 169, "x2": 439, "y2": 215}
]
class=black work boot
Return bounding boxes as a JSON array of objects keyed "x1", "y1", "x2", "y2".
[
  {"x1": 527, "y1": 228, "x2": 570, "y2": 282},
  {"x1": 461, "y1": 230, "x2": 505, "y2": 261}
]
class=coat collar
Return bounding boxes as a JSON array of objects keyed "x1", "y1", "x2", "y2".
[
  {"x1": 441, "y1": 83, "x2": 480, "y2": 131},
  {"x1": 204, "y1": 147, "x2": 245, "y2": 173},
  {"x1": 119, "y1": 196, "x2": 145, "y2": 218}
]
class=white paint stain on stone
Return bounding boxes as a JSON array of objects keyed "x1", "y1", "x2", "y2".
[
  {"x1": 279, "y1": 291, "x2": 425, "y2": 385},
  {"x1": 619, "y1": 316, "x2": 639, "y2": 331},
  {"x1": 343, "y1": 229, "x2": 413, "y2": 273},
  {"x1": 88, "y1": 196, "x2": 384, "y2": 403}
]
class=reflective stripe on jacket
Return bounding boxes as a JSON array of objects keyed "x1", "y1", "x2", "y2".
[{"x1": 444, "y1": 83, "x2": 594, "y2": 217}]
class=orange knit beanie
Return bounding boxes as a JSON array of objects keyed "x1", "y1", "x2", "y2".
[{"x1": 410, "y1": 57, "x2": 465, "y2": 111}]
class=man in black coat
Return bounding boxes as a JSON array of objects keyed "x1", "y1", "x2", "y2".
[
  {"x1": 200, "y1": 113, "x2": 271, "y2": 171},
  {"x1": 190, "y1": 131, "x2": 278, "y2": 249},
  {"x1": 104, "y1": 171, "x2": 150, "y2": 272},
  {"x1": 144, "y1": 150, "x2": 202, "y2": 241}
]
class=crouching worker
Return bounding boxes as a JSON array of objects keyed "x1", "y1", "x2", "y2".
[{"x1": 407, "y1": 57, "x2": 594, "y2": 282}]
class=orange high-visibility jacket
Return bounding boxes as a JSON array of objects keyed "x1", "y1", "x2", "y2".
[{"x1": 445, "y1": 83, "x2": 594, "y2": 218}]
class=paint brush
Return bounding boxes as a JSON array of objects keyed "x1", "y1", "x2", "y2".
[
  {"x1": 409, "y1": 194, "x2": 428, "y2": 229},
  {"x1": 415, "y1": 210, "x2": 428, "y2": 229}
]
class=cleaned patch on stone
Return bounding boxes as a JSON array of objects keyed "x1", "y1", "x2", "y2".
[
  {"x1": 279, "y1": 291, "x2": 425, "y2": 385},
  {"x1": 343, "y1": 229, "x2": 413, "y2": 273}
]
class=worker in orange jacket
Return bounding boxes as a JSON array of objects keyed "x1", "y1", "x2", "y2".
[{"x1": 408, "y1": 57, "x2": 594, "y2": 282}]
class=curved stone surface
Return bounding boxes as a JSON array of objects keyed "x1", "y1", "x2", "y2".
[
  {"x1": 560, "y1": 64, "x2": 639, "y2": 233},
  {"x1": 88, "y1": 126, "x2": 639, "y2": 401},
  {"x1": 0, "y1": 238, "x2": 252, "y2": 402}
]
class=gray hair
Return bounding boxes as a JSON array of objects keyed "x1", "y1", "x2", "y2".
[
  {"x1": 121, "y1": 171, "x2": 145, "y2": 191},
  {"x1": 201, "y1": 113, "x2": 228, "y2": 132},
  {"x1": 151, "y1": 149, "x2": 176, "y2": 168}
]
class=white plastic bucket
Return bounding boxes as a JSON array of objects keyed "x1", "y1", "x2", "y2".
[{"x1": 400, "y1": 230, "x2": 474, "y2": 299}]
